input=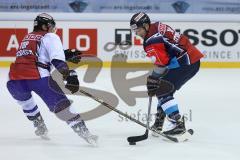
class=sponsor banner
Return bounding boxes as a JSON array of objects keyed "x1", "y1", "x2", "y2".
[
  {"x1": 0, "y1": 28, "x2": 28, "y2": 57},
  {"x1": 101, "y1": 21, "x2": 240, "y2": 63},
  {"x1": 0, "y1": 21, "x2": 98, "y2": 59},
  {"x1": 1, "y1": 0, "x2": 240, "y2": 13},
  {"x1": 69, "y1": 29, "x2": 97, "y2": 56},
  {"x1": 170, "y1": 22, "x2": 240, "y2": 62},
  {"x1": 0, "y1": 20, "x2": 240, "y2": 67}
]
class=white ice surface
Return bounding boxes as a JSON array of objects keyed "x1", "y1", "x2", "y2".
[{"x1": 0, "y1": 67, "x2": 240, "y2": 160}]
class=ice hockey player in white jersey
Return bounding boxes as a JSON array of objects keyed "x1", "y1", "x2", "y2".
[{"x1": 6, "y1": 13, "x2": 98, "y2": 146}]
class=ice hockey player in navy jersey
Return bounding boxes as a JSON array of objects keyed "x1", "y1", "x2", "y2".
[
  {"x1": 6, "y1": 13, "x2": 98, "y2": 146},
  {"x1": 130, "y1": 12, "x2": 203, "y2": 136}
]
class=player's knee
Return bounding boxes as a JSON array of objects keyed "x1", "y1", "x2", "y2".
[
  {"x1": 53, "y1": 99, "x2": 81, "y2": 123},
  {"x1": 7, "y1": 80, "x2": 32, "y2": 101},
  {"x1": 155, "y1": 80, "x2": 175, "y2": 98},
  {"x1": 52, "y1": 99, "x2": 71, "y2": 113}
]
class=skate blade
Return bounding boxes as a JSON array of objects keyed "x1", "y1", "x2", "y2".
[
  {"x1": 162, "y1": 129, "x2": 193, "y2": 142},
  {"x1": 151, "y1": 131, "x2": 160, "y2": 137},
  {"x1": 36, "y1": 131, "x2": 50, "y2": 140},
  {"x1": 85, "y1": 135, "x2": 99, "y2": 147},
  {"x1": 40, "y1": 133, "x2": 50, "y2": 140},
  {"x1": 175, "y1": 129, "x2": 193, "y2": 142}
]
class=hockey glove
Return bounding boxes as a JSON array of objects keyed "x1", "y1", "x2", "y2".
[
  {"x1": 64, "y1": 49, "x2": 82, "y2": 64},
  {"x1": 65, "y1": 70, "x2": 79, "y2": 94},
  {"x1": 146, "y1": 75, "x2": 161, "y2": 97},
  {"x1": 147, "y1": 75, "x2": 175, "y2": 97}
]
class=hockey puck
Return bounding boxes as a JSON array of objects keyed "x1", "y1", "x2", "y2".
[
  {"x1": 129, "y1": 142, "x2": 136, "y2": 145},
  {"x1": 188, "y1": 129, "x2": 194, "y2": 135}
]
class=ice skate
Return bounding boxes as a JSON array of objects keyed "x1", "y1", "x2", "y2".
[
  {"x1": 33, "y1": 115, "x2": 49, "y2": 140},
  {"x1": 72, "y1": 121, "x2": 98, "y2": 147},
  {"x1": 163, "y1": 115, "x2": 186, "y2": 136},
  {"x1": 151, "y1": 109, "x2": 166, "y2": 137}
]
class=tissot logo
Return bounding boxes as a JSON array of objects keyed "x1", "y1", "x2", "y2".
[{"x1": 115, "y1": 29, "x2": 132, "y2": 45}]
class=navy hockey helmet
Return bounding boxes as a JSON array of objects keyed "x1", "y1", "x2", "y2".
[
  {"x1": 34, "y1": 13, "x2": 56, "y2": 31},
  {"x1": 130, "y1": 12, "x2": 151, "y2": 31}
]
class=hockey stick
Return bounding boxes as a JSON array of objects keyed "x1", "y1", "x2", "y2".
[
  {"x1": 127, "y1": 96, "x2": 152, "y2": 144},
  {"x1": 78, "y1": 89, "x2": 191, "y2": 143}
]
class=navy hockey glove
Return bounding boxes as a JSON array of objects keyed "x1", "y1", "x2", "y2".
[
  {"x1": 65, "y1": 70, "x2": 79, "y2": 94},
  {"x1": 64, "y1": 49, "x2": 82, "y2": 64}
]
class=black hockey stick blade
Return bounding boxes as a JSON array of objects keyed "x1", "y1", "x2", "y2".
[
  {"x1": 127, "y1": 97, "x2": 152, "y2": 144},
  {"x1": 127, "y1": 130, "x2": 149, "y2": 143}
]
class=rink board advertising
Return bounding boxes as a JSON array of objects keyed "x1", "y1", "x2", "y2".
[
  {"x1": 0, "y1": 20, "x2": 240, "y2": 68},
  {"x1": 1, "y1": 0, "x2": 240, "y2": 14}
]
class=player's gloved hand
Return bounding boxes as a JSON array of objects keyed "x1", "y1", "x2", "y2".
[
  {"x1": 65, "y1": 70, "x2": 79, "y2": 94},
  {"x1": 64, "y1": 49, "x2": 82, "y2": 64},
  {"x1": 146, "y1": 75, "x2": 161, "y2": 97}
]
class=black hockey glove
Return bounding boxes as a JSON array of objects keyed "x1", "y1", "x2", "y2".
[
  {"x1": 65, "y1": 70, "x2": 79, "y2": 94},
  {"x1": 64, "y1": 49, "x2": 82, "y2": 64},
  {"x1": 146, "y1": 75, "x2": 161, "y2": 97},
  {"x1": 147, "y1": 75, "x2": 175, "y2": 97}
]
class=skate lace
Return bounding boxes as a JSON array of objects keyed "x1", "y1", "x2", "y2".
[
  {"x1": 33, "y1": 117, "x2": 44, "y2": 128},
  {"x1": 79, "y1": 125, "x2": 90, "y2": 137}
]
